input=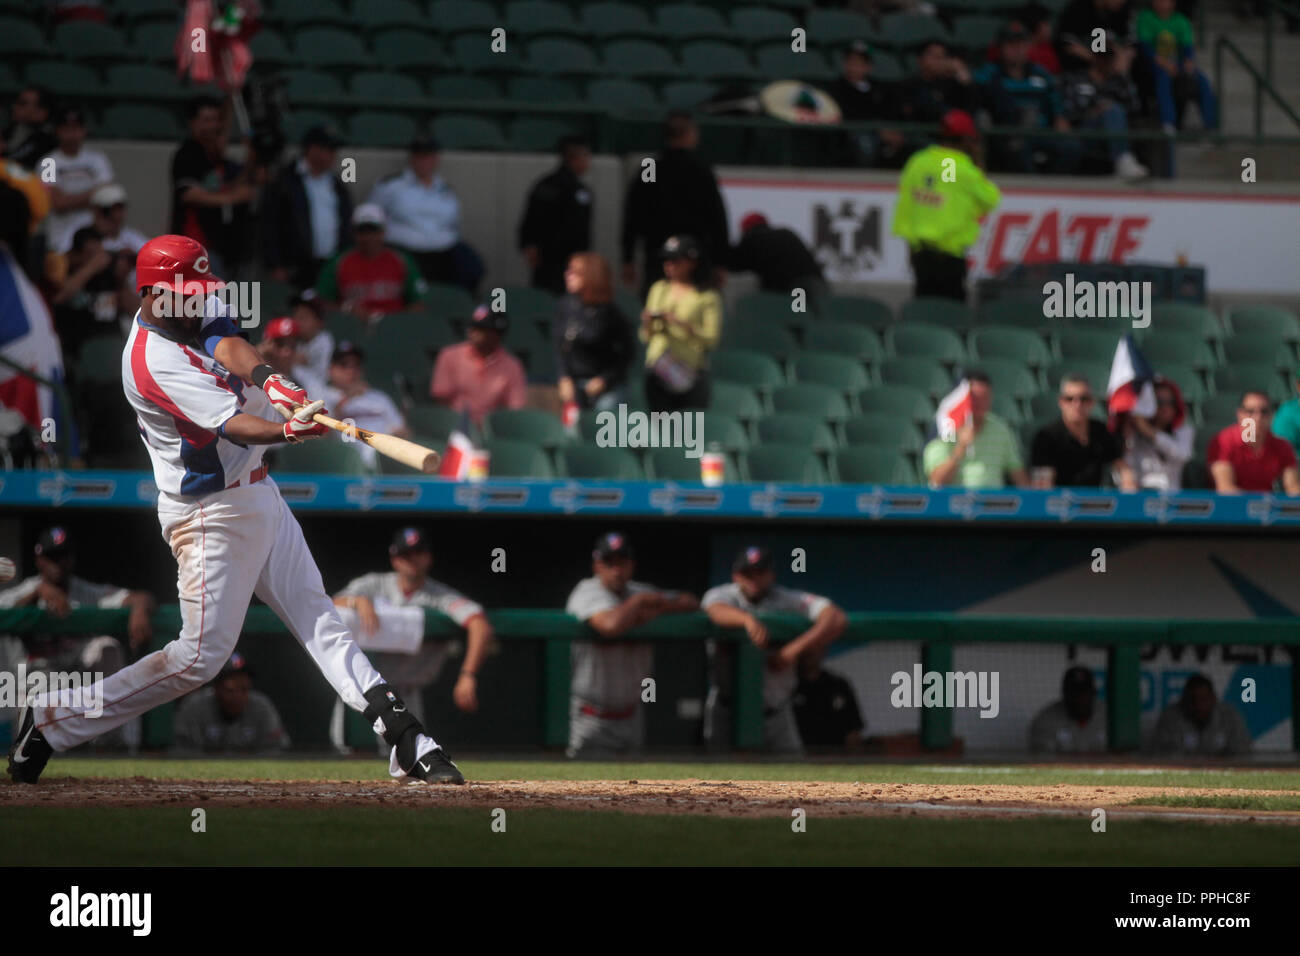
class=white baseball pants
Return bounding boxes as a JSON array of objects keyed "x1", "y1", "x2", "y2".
[{"x1": 31, "y1": 479, "x2": 440, "y2": 776}]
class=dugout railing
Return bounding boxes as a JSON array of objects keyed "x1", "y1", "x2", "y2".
[{"x1": 2, "y1": 607, "x2": 1296, "y2": 753}]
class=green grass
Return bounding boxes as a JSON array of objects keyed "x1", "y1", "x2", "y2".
[
  {"x1": 1129, "y1": 793, "x2": 1300, "y2": 812},
  {"x1": 4, "y1": 806, "x2": 1299, "y2": 866},
  {"x1": 38, "y1": 757, "x2": 1300, "y2": 793}
]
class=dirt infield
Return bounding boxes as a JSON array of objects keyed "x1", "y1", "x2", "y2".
[{"x1": 5, "y1": 777, "x2": 1300, "y2": 823}]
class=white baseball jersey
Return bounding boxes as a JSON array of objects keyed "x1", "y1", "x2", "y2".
[{"x1": 122, "y1": 305, "x2": 278, "y2": 499}]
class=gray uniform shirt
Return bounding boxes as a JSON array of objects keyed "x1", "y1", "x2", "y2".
[
  {"x1": 1028, "y1": 700, "x2": 1107, "y2": 753},
  {"x1": 1152, "y1": 701, "x2": 1253, "y2": 756},
  {"x1": 172, "y1": 687, "x2": 290, "y2": 753},
  {"x1": 0, "y1": 574, "x2": 130, "y2": 660},
  {"x1": 701, "y1": 583, "x2": 830, "y2": 708},
  {"x1": 566, "y1": 577, "x2": 663, "y2": 711}
]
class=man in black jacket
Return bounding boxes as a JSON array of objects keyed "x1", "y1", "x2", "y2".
[
  {"x1": 262, "y1": 125, "x2": 353, "y2": 288},
  {"x1": 728, "y1": 213, "x2": 825, "y2": 302},
  {"x1": 518, "y1": 136, "x2": 593, "y2": 296},
  {"x1": 621, "y1": 112, "x2": 729, "y2": 296}
]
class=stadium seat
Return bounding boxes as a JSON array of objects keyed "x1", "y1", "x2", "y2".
[
  {"x1": 582, "y1": 2, "x2": 657, "y2": 39},
  {"x1": 587, "y1": 77, "x2": 661, "y2": 112},
  {"x1": 679, "y1": 41, "x2": 759, "y2": 81},
  {"x1": 817, "y1": 295, "x2": 895, "y2": 331},
  {"x1": 806, "y1": 9, "x2": 874, "y2": 44},
  {"x1": 701, "y1": 410, "x2": 751, "y2": 451},
  {"x1": 711, "y1": 349, "x2": 786, "y2": 393},
  {"x1": 977, "y1": 297, "x2": 1050, "y2": 329},
  {"x1": 1214, "y1": 364, "x2": 1289, "y2": 402},
  {"x1": 771, "y1": 383, "x2": 851, "y2": 424},
  {"x1": 1222, "y1": 334, "x2": 1294, "y2": 369},
  {"x1": 275, "y1": 440, "x2": 373, "y2": 475},
  {"x1": 646, "y1": 446, "x2": 736, "y2": 481},
  {"x1": 53, "y1": 21, "x2": 130, "y2": 60},
  {"x1": 353, "y1": 71, "x2": 424, "y2": 100},
  {"x1": 430, "y1": 75, "x2": 502, "y2": 101},
  {"x1": 661, "y1": 80, "x2": 719, "y2": 109},
  {"x1": 430, "y1": 0, "x2": 498, "y2": 32},
  {"x1": 991, "y1": 390, "x2": 1025, "y2": 426},
  {"x1": 0, "y1": 63, "x2": 16, "y2": 96},
  {"x1": 483, "y1": 438, "x2": 554, "y2": 478},
  {"x1": 423, "y1": 283, "x2": 476, "y2": 321},
  {"x1": 755, "y1": 413, "x2": 837, "y2": 452},
  {"x1": 0, "y1": 18, "x2": 48, "y2": 57},
  {"x1": 372, "y1": 29, "x2": 445, "y2": 69},
  {"x1": 601, "y1": 39, "x2": 680, "y2": 78},
  {"x1": 980, "y1": 359, "x2": 1041, "y2": 402},
  {"x1": 902, "y1": 297, "x2": 976, "y2": 331},
  {"x1": 487, "y1": 408, "x2": 569, "y2": 449},
  {"x1": 1047, "y1": 360, "x2": 1110, "y2": 397},
  {"x1": 282, "y1": 68, "x2": 346, "y2": 102},
  {"x1": 754, "y1": 43, "x2": 836, "y2": 82},
  {"x1": 498, "y1": 286, "x2": 557, "y2": 326},
  {"x1": 104, "y1": 64, "x2": 188, "y2": 101},
  {"x1": 246, "y1": 28, "x2": 294, "y2": 66},
  {"x1": 888, "y1": 322, "x2": 967, "y2": 364},
  {"x1": 1139, "y1": 335, "x2": 1218, "y2": 371},
  {"x1": 878, "y1": 13, "x2": 951, "y2": 50},
  {"x1": 406, "y1": 405, "x2": 463, "y2": 441},
  {"x1": 1027, "y1": 392, "x2": 1060, "y2": 425},
  {"x1": 348, "y1": 112, "x2": 419, "y2": 149},
  {"x1": 283, "y1": 110, "x2": 341, "y2": 145},
  {"x1": 353, "y1": 0, "x2": 426, "y2": 32},
  {"x1": 720, "y1": 323, "x2": 798, "y2": 362},
  {"x1": 1149, "y1": 303, "x2": 1225, "y2": 344},
  {"x1": 509, "y1": 75, "x2": 582, "y2": 103},
  {"x1": 1159, "y1": 364, "x2": 1207, "y2": 404},
  {"x1": 527, "y1": 38, "x2": 604, "y2": 76},
  {"x1": 879, "y1": 357, "x2": 954, "y2": 398},
  {"x1": 506, "y1": 0, "x2": 583, "y2": 36},
  {"x1": 1056, "y1": 328, "x2": 1122, "y2": 364},
  {"x1": 970, "y1": 327, "x2": 1052, "y2": 369},
  {"x1": 118, "y1": 0, "x2": 180, "y2": 24},
  {"x1": 509, "y1": 117, "x2": 586, "y2": 152},
  {"x1": 432, "y1": 114, "x2": 509, "y2": 150},
  {"x1": 744, "y1": 443, "x2": 828, "y2": 483},
  {"x1": 657, "y1": 3, "x2": 731, "y2": 40},
  {"x1": 734, "y1": 291, "x2": 806, "y2": 330},
  {"x1": 366, "y1": 324, "x2": 448, "y2": 402},
  {"x1": 833, "y1": 447, "x2": 916, "y2": 484},
  {"x1": 732, "y1": 7, "x2": 800, "y2": 45},
  {"x1": 1228, "y1": 305, "x2": 1300, "y2": 342},
  {"x1": 1198, "y1": 392, "x2": 1242, "y2": 429},
  {"x1": 101, "y1": 103, "x2": 183, "y2": 140},
  {"x1": 802, "y1": 322, "x2": 884, "y2": 366},
  {"x1": 844, "y1": 413, "x2": 924, "y2": 454},
  {"x1": 24, "y1": 62, "x2": 101, "y2": 96},
  {"x1": 265, "y1": 0, "x2": 350, "y2": 27},
  {"x1": 858, "y1": 384, "x2": 934, "y2": 424},
  {"x1": 561, "y1": 444, "x2": 644, "y2": 479},
  {"x1": 950, "y1": 15, "x2": 1004, "y2": 53},
  {"x1": 293, "y1": 28, "x2": 372, "y2": 67},
  {"x1": 709, "y1": 381, "x2": 765, "y2": 422},
  {"x1": 451, "y1": 32, "x2": 525, "y2": 73},
  {"x1": 792, "y1": 352, "x2": 871, "y2": 396}
]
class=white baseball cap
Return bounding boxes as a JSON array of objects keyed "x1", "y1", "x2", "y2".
[
  {"x1": 92, "y1": 183, "x2": 128, "y2": 208},
  {"x1": 352, "y1": 203, "x2": 386, "y2": 228}
]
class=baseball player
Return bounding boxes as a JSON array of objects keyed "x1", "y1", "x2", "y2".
[
  {"x1": 564, "y1": 532, "x2": 698, "y2": 758},
  {"x1": 7, "y1": 234, "x2": 463, "y2": 785},
  {"x1": 702, "y1": 546, "x2": 847, "y2": 754}
]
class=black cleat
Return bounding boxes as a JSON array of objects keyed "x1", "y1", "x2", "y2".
[
  {"x1": 7, "y1": 705, "x2": 53, "y2": 784},
  {"x1": 407, "y1": 747, "x2": 465, "y2": 785}
]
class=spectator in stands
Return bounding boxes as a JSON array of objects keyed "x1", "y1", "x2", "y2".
[
  {"x1": 3, "y1": 86, "x2": 55, "y2": 171},
  {"x1": 1031, "y1": 374, "x2": 1139, "y2": 489},
  {"x1": 827, "y1": 40, "x2": 905, "y2": 168},
  {"x1": 621, "y1": 112, "x2": 729, "y2": 295},
  {"x1": 88, "y1": 184, "x2": 147, "y2": 256},
  {"x1": 974, "y1": 25, "x2": 1077, "y2": 174},
  {"x1": 1029, "y1": 666, "x2": 1107, "y2": 753},
  {"x1": 703, "y1": 546, "x2": 848, "y2": 754},
  {"x1": 1121, "y1": 376, "x2": 1194, "y2": 490},
  {"x1": 727, "y1": 213, "x2": 826, "y2": 303},
  {"x1": 0, "y1": 130, "x2": 51, "y2": 281},
  {"x1": 640, "y1": 235, "x2": 722, "y2": 413},
  {"x1": 518, "y1": 135, "x2": 593, "y2": 296},
  {"x1": 923, "y1": 372, "x2": 1029, "y2": 488},
  {"x1": 315, "y1": 204, "x2": 427, "y2": 324},
  {"x1": 367, "y1": 136, "x2": 483, "y2": 292},
  {"x1": 50, "y1": 226, "x2": 130, "y2": 360},
  {"x1": 258, "y1": 317, "x2": 325, "y2": 398},
  {"x1": 1023, "y1": 4, "x2": 1062, "y2": 73},
  {"x1": 172, "y1": 653, "x2": 290, "y2": 754},
  {"x1": 289, "y1": 288, "x2": 333, "y2": 389},
  {"x1": 564, "y1": 531, "x2": 699, "y2": 758},
  {"x1": 892, "y1": 110, "x2": 1001, "y2": 302},
  {"x1": 1270, "y1": 372, "x2": 1300, "y2": 450},
  {"x1": 50, "y1": 0, "x2": 108, "y2": 23},
  {"x1": 898, "y1": 41, "x2": 976, "y2": 127},
  {"x1": 1057, "y1": 0, "x2": 1136, "y2": 74},
  {"x1": 42, "y1": 105, "x2": 114, "y2": 254},
  {"x1": 429, "y1": 304, "x2": 527, "y2": 427},
  {"x1": 792, "y1": 650, "x2": 866, "y2": 751},
  {"x1": 555, "y1": 252, "x2": 636, "y2": 415},
  {"x1": 263, "y1": 124, "x2": 353, "y2": 289},
  {"x1": 1136, "y1": 0, "x2": 1218, "y2": 131},
  {"x1": 323, "y1": 342, "x2": 410, "y2": 463},
  {"x1": 1152, "y1": 673, "x2": 1251, "y2": 756},
  {"x1": 170, "y1": 95, "x2": 254, "y2": 278},
  {"x1": 333, "y1": 527, "x2": 491, "y2": 733},
  {"x1": 1207, "y1": 391, "x2": 1300, "y2": 494},
  {"x1": 1060, "y1": 34, "x2": 1150, "y2": 179}
]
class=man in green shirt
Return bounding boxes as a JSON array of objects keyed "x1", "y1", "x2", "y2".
[
  {"x1": 891, "y1": 109, "x2": 1001, "y2": 302},
  {"x1": 1271, "y1": 374, "x2": 1300, "y2": 451},
  {"x1": 923, "y1": 371, "x2": 1028, "y2": 488}
]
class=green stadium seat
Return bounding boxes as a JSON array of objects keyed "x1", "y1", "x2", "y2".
[
  {"x1": 498, "y1": 286, "x2": 557, "y2": 324},
  {"x1": 282, "y1": 68, "x2": 346, "y2": 102},
  {"x1": 756, "y1": 412, "x2": 837, "y2": 451},
  {"x1": 720, "y1": 323, "x2": 798, "y2": 362},
  {"x1": 373, "y1": 29, "x2": 445, "y2": 69},
  {"x1": 679, "y1": 41, "x2": 759, "y2": 81},
  {"x1": 834, "y1": 447, "x2": 916, "y2": 484},
  {"x1": 879, "y1": 357, "x2": 954, "y2": 397},
  {"x1": 806, "y1": 9, "x2": 874, "y2": 44},
  {"x1": 1158, "y1": 363, "x2": 1206, "y2": 404},
  {"x1": 431, "y1": 0, "x2": 498, "y2": 32},
  {"x1": 878, "y1": 13, "x2": 951, "y2": 50},
  {"x1": 732, "y1": 7, "x2": 799, "y2": 45},
  {"x1": 506, "y1": 0, "x2": 583, "y2": 36},
  {"x1": 0, "y1": 62, "x2": 17, "y2": 95},
  {"x1": 1140, "y1": 335, "x2": 1218, "y2": 371},
  {"x1": 793, "y1": 352, "x2": 871, "y2": 395},
  {"x1": 353, "y1": 71, "x2": 424, "y2": 100},
  {"x1": 1148, "y1": 303, "x2": 1225, "y2": 343},
  {"x1": 1228, "y1": 305, "x2": 1300, "y2": 342},
  {"x1": 119, "y1": 0, "x2": 182, "y2": 24},
  {"x1": 266, "y1": 0, "x2": 350, "y2": 27},
  {"x1": 349, "y1": 112, "x2": 419, "y2": 148},
  {"x1": 950, "y1": 15, "x2": 1004, "y2": 52},
  {"x1": 583, "y1": 2, "x2": 657, "y2": 38},
  {"x1": 276, "y1": 439, "x2": 373, "y2": 475},
  {"x1": 430, "y1": 75, "x2": 502, "y2": 101},
  {"x1": 818, "y1": 295, "x2": 895, "y2": 331},
  {"x1": 980, "y1": 359, "x2": 1041, "y2": 401},
  {"x1": 754, "y1": 43, "x2": 836, "y2": 81},
  {"x1": 509, "y1": 75, "x2": 582, "y2": 103},
  {"x1": 406, "y1": 405, "x2": 463, "y2": 441},
  {"x1": 53, "y1": 21, "x2": 130, "y2": 60},
  {"x1": 1028, "y1": 392, "x2": 1059, "y2": 424},
  {"x1": 601, "y1": 39, "x2": 680, "y2": 79},
  {"x1": 509, "y1": 117, "x2": 585, "y2": 152},
  {"x1": 1046, "y1": 360, "x2": 1110, "y2": 398},
  {"x1": 970, "y1": 326, "x2": 1052, "y2": 369},
  {"x1": 709, "y1": 381, "x2": 765, "y2": 422},
  {"x1": 1056, "y1": 328, "x2": 1121, "y2": 363},
  {"x1": 294, "y1": 28, "x2": 373, "y2": 67},
  {"x1": 647, "y1": 446, "x2": 738, "y2": 482},
  {"x1": 802, "y1": 324, "x2": 882, "y2": 373},
  {"x1": 75, "y1": 337, "x2": 127, "y2": 386},
  {"x1": 483, "y1": 438, "x2": 554, "y2": 478},
  {"x1": 523, "y1": 348, "x2": 558, "y2": 383},
  {"x1": 353, "y1": 0, "x2": 426, "y2": 32},
  {"x1": 902, "y1": 296, "x2": 976, "y2": 330},
  {"x1": 990, "y1": 390, "x2": 1025, "y2": 426},
  {"x1": 1214, "y1": 364, "x2": 1289, "y2": 403},
  {"x1": 711, "y1": 349, "x2": 786, "y2": 392},
  {"x1": 488, "y1": 408, "x2": 569, "y2": 448},
  {"x1": 701, "y1": 410, "x2": 751, "y2": 451},
  {"x1": 103, "y1": 63, "x2": 188, "y2": 101},
  {"x1": 527, "y1": 38, "x2": 603, "y2": 76},
  {"x1": 562, "y1": 443, "x2": 644, "y2": 479},
  {"x1": 771, "y1": 383, "x2": 851, "y2": 423},
  {"x1": 423, "y1": 283, "x2": 476, "y2": 320},
  {"x1": 246, "y1": 28, "x2": 294, "y2": 66},
  {"x1": 432, "y1": 114, "x2": 509, "y2": 150},
  {"x1": 101, "y1": 103, "x2": 183, "y2": 140},
  {"x1": 744, "y1": 443, "x2": 828, "y2": 483},
  {"x1": 451, "y1": 33, "x2": 525, "y2": 73},
  {"x1": 587, "y1": 77, "x2": 660, "y2": 111},
  {"x1": 1198, "y1": 392, "x2": 1242, "y2": 429},
  {"x1": 888, "y1": 322, "x2": 967, "y2": 364},
  {"x1": 283, "y1": 110, "x2": 341, "y2": 145},
  {"x1": 657, "y1": 3, "x2": 731, "y2": 40},
  {"x1": 977, "y1": 296, "x2": 1050, "y2": 329},
  {"x1": 1222, "y1": 334, "x2": 1293, "y2": 369},
  {"x1": 734, "y1": 290, "x2": 805, "y2": 329},
  {"x1": 24, "y1": 61, "x2": 100, "y2": 96},
  {"x1": 0, "y1": 18, "x2": 48, "y2": 57},
  {"x1": 858, "y1": 384, "x2": 934, "y2": 424},
  {"x1": 844, "y1": 413, "x2": 923, "y2": 454}
]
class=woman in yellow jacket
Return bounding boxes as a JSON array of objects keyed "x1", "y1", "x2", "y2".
[{"x1": 640, "y1": 235, "x2": 723, "y2": 412}]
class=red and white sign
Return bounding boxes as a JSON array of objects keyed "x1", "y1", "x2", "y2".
[{"x1": 721, "y1": 176, "x2": 1300, "y2": 293}]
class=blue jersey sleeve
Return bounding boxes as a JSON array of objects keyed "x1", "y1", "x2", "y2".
[{"x1": 199, "y1": 312, "x2": 240, "y2": 358}]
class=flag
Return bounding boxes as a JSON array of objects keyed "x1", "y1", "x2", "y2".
[
  {"x1": 934, "y1": 377, "x2": 972, "y2": 443},
  {"x1": 176, "y1": 0, "x2": 259, "y2": 92},
  {"x1": 1106, "y1": 333, "x2": 1157, "y2": 430},
  {"x1": 0, "y1": 246, "x2": 67, "y2": 433},
  {"x1": 437, "y1": 410, "x2": 477, "y2": 480}
]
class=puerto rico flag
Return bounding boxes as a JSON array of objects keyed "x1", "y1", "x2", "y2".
[
  {"x1": 437, "y1": 410, "x2": 476, "y2": 480},
  {"x1": 934, "y1": 377, "x2": 972, "y2": 442},
  {"x1": 1106, "y1": 333, "x2": 1157, "y2": 430}
]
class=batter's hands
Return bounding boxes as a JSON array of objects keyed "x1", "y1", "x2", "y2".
[
  {"x1": 283, "y1": 400, "x2": 329, "y2": 443},
  {"x1": 453, "y1": 673, "x2": 479, "y2": 712},
  {"x1": 263, "y1": 373, "x2": 309, "y2": 417}
]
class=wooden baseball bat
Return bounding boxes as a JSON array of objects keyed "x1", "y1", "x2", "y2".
[{"x1": 281, "y1": 404, "x2": 441, "y2": 474}]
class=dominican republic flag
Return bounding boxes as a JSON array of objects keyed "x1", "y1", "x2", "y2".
[
  {"x1": 0, "y1": 246, "x2": 67, "y2": 433},
  {"x1": 934, "y1": 376, "x2": 972, "y2": 442},
  {"x1": 437, "y1": 409, "x2": 477, "y2": 479},
  {"x1": 1106, "y1": 333, "x2": 1157, "y2": 430},
  {"x1": 176, "y1": 0, "x2": 260, "y2": 92}
]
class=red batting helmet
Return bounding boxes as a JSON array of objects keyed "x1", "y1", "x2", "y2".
[{"x1": 135, "y1": 235, "x2": 224, "y2": 296}]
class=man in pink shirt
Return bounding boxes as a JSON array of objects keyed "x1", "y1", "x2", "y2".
[{"x1": 429, "y1": 304, "x2": 527, "y2": 425}]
